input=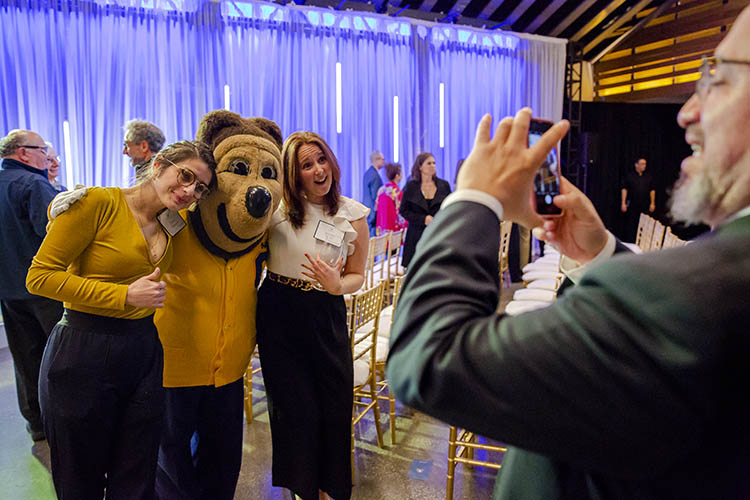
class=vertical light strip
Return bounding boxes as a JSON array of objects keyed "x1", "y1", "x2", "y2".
[
  {"x1": 393, "y1": 96, "x2": 399, "y2": 163},
  {"x1": 63, "y1": 120, "x2": 74, "y2": 188},
  {"x1": 224, "y1": 85, "x2": 230, "y2": 110},
  {"x1": 335, "y1": 63, "x2": 342, "y2": 134},
  {"x1": 439, "y1": 83, "x2": 445, "y2": 148}
]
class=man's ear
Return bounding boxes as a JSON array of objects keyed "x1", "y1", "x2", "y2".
[{"x1": 138, "y1": 140, "x2": 150, "y2": 156}]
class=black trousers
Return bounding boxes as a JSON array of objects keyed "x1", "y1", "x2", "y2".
[
  {"x1": 156, "y1": 378, "x2": 244, "y2": 500},
  {"x1": 257, "y1": 280, "x2": 353, "y2": 500},
  {"x1": 39, "y1": 310, "x2": 165, "y2": 500},
  {"x1": 0, "y1": 296, "x2": 63, "y2": 433}
]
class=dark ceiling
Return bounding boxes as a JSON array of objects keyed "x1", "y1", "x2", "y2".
[{"x1": 299, "y1": 0, "x2": 666, "y2": 60}]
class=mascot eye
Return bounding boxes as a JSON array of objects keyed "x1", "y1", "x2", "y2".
[
  {"x1": 230, "y1": 160, "x2": 249, "y2": 176},
  {"x1": 261, "y1": 164, "x2": 277, "y2": 180}
]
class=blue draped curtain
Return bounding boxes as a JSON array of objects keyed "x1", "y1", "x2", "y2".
[{"x1": 0, "y1": 0, "x2": 565, "y2": 198}]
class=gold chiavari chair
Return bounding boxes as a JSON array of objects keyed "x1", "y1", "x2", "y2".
[
  {"x1": 364, "y1": 234, "x2": 389, "y2": 289},
  {"x1": 498, "y1": 221, "x2": 513, "y2": 289},
  {"x1": 649, "y1": 220, "x2": 666, "y2": 251},
  {"x1": 374, "y1": 275, "x2": 404, "y2": 445},
  {"x1": 663, "y1": 227, "x2": 688, "y2": 248},
  {"x1": 350, "y1": 281, "x2": 386, "y2": 482},
  {"x1": 445, "y1": 427, "x2": 506, "y2": 500},
  {"x1": 243, "y1": 346, "x2": 263, "y2": 423},
  {"x1": 636, "y1": 213, "x2": 655, "y2": 252}
]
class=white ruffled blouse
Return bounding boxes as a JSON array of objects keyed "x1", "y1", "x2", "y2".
[{"x1": 266, "y1": 197, "x2": 369, "y2": 281}]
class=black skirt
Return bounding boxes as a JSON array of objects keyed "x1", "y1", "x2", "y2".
[{"x1": 256, "y1": 279, "x2": 354, "y2": 500}]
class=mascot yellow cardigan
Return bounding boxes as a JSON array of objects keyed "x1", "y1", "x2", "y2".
[{"x1": 156, "y1": 111, "x2": 283, "y2": 387}]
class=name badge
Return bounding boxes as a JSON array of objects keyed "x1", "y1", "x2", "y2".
[
  {"x1": 313, "y1": 220, "x2": 345, "y2": 247},
  {"x1": 157, "y1": 209, "x2": 187, "y2": 237}
]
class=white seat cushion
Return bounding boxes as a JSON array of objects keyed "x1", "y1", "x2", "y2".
[
  {"x1": 513, "y1": 288, "x2": 556, "y2": 302},
  {"x1": 522, "y1": 262, "x2": 560, "y2": 273},
  {"x1": 526, "y1": 278, "x2": 560, "y2": 291},
  {"x1": 523, "y1": 270, "x2": 564, "y2": 282},
  {"x1": 375, "y1": 337, "x2": 389, "y2": 362},
  {"x1": 504, "y1": 300, "x2": 552, "y2": 316},
  {"x1": 353, "y1": 359, "x2": 370, "y2": 387}
]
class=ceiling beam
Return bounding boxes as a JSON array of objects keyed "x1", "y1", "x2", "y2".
[
  {"x1": 525, "y1": 0, "x2": 567, "y2": 34},
  {"x1": 583, "y1": 0, "x2": 654, "y2": 56},
  {"x1": 443, "y1": 0, "x2": 474, "y2": 21},
  {"x1": 549, "y1": 0, "x2": 598, "y2": 37},
  {"x1": 503, "y1": 0, "x2": 535, "y2": 27},
  {"x1": 418, "y1": 0, "x2": 440, "y2": 13},
  {"x1": 570, "y1": 0, "x2": 628, "y2": 42},
  {"x1": 476, "y1": 0, "x2": 506, "y2": 21}
]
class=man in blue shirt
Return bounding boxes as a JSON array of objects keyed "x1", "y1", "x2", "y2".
[
  {"x1": 362, "y1": 151, "x2": 384, "y2": 235},
  {"x1": 0, "y1": 129, "x2": 63, "y2": 442}
]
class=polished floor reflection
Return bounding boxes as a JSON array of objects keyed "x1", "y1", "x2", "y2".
[{"x1": 0, "y1": 338, "x2": 505, "y2": 500}]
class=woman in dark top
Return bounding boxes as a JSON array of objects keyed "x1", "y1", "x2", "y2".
[{"x1": 399, "y1": 152, "x2": 452, "y2": 268}]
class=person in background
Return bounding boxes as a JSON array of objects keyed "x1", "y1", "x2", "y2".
[
  {"x1": 0, "y1": 129, "x2": 62, "y2": 443},
  {"x1": 45, "y1": 142, "x2": 65, "y2": 192},
  {"x1": 123, "y1": 119, "x2": 166, "y2": 180},
  {"x1": 375, "y1": 162, "x2": 407, "y2": 235},
  {"x1": 620, "y1": 157, "x2": 655, "y2": 241},
  {"x1": 399, "y1": 152, "x2": 451, "y2": 268},
  {"x1": 362, "y1": 150, "x2": 384, "y2": 235},
  {"x1": 257, "y1": 131, "x2": 369, "y2": 500},
  {"x1": 26, "y1": 140, "x2": 216, "y2": 500}
]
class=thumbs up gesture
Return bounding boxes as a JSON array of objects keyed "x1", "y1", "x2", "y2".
[{"x1": 126, "y1": 268, "x2": 167, "y2": 308}]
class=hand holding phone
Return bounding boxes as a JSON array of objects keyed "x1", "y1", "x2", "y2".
[{"x1": 528, "y1": 118, "x2": 563, "y2": 217}]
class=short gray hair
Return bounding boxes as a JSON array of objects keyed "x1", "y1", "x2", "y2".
[
  {"x1": 370, "y1": 151, "x2": 383, "y2": 165},
  {"x1": 124, "y1": 120, "x2": 165, "y2": 154},
  {"x1": 0, "y1": 130, "x2": 32, "y2": 158}
]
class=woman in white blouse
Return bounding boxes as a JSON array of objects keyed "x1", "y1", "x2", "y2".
[{"x1": 257, "y1": 131, "x2": 368, "y2": 500}]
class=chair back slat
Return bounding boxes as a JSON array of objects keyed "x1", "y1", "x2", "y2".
[
  {"x1": 364, "y1": 234, "x2": 389, "y2": 288},
  {"x1": 498, "y1": 221, "x2": 512, "y2": 285}
]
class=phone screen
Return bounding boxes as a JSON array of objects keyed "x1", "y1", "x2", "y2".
[{"x1": 529, "y1": 119, "x2": 562, "y2": 216}]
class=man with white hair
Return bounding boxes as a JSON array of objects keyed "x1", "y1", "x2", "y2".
[
  {"x1": 45, "y1": 142, "x2": 65, "y2": 192},
  {"x1": 387, "y1": 6, "x2": 750, "y2": 499},
  {"x1": 0, "y1": 130, "x2": 63, "y2": 442},
  {"x1": 362, "y1": 150, "x2": 384, "y2": 235}
]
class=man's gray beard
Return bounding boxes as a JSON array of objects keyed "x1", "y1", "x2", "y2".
[{"x1": 669, "y1": 169, "x2": 716, "y2": 225}]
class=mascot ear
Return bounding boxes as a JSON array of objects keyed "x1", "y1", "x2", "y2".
[
  {"x1": 249, "y1": 118, "x2": 283, "y2": 150},
  {"x1": 196, "y1": 110, "x2": 246, "y2": 151}
]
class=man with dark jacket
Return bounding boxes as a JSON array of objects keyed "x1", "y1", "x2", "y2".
[
  {"x1": 387, "y1": 7, "x2": 750, "y2": 498},
  {"x1": 0, "y1": 130, "x2": 63, "y2": 442}
]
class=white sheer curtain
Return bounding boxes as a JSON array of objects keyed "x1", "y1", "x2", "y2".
[{"x1": 0, "y1": 0, "x2": 565, "y2": 198}]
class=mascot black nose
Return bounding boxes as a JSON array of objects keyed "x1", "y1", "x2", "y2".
[{"x1": 245, "y1": 186, "x2": 272, "y2": 218}]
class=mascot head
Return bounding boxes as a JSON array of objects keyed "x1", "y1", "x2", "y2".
[{"x1": 192, "y1": 111, "x2": 283, "y2": 259}]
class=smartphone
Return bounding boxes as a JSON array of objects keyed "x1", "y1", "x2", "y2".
[{"x1": 529, "y1": 118, "x2": 563, "y2": 217}]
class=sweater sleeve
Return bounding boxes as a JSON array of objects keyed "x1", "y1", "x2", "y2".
[{"x1": 26, "y1": 188, "x2": 129, "y2": 310}]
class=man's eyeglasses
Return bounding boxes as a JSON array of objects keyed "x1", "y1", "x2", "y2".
[
  {"x1": 20, "y1": 145, "x2": 49, "y2": 154},
  {"x1": 697, "y1": 56, "x2": 750, "y2": 99},
  {"x1": 176, "y1": 166, "x2": 211, "y2": 200}
]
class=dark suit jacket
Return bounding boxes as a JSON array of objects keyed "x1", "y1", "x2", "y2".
[
  {"x1": 399, "y1": 178, "x2": 451, "y2": 267},
  {"x1": 363, "y1": 166, "x2": 382, "y2": 231},
  {"x1": 387, "y1": 200, "x2": 750, "y2": 499}
]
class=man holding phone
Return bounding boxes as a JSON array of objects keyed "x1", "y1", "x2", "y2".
[{"x1": 386, "y1": 6, "x2": 750, "y2": 498}]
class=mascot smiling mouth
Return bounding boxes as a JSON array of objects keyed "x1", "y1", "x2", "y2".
[{"x1": 218, "y1": 203, "x2": 255, "y2": 243}]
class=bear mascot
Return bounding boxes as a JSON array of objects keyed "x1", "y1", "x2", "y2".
[
  {"x1": 154, "y1": 111, "x2": 283, "y2": 500},
  {"x1": 47, "y1": 111, "x2": 283, "y2": 500}
]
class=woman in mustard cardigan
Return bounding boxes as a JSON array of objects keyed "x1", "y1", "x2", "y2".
[{"x1": 26, "y1": 141, "x2": 216, "y2": 500}]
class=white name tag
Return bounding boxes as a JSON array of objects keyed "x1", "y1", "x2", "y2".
[
  {"x1": 313, "y1": 220, "x2": 345, "y2": 247},
  {"x1": 157, "y1": 209, "x2": 187, "y2": 237}
]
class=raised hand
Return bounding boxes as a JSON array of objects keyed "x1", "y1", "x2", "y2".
[
  {"x1": 532, "y1": 177, "x2": 608, "y2": 264},
  {"x1": 301, "y1": 254, "x2": 344, "y2": 295},
  {"x1": 126, "y1": 267, "x2": 167, "y2": 308},
  {"x1": 457, "y1": 109, "x2": 569, "y2": 230}
]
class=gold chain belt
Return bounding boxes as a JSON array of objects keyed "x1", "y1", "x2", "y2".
[{"x1": 265, "y1": 271, "x2": 315, "y2": 292}]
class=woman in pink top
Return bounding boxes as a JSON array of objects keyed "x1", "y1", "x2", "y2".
[{"x1": 376, "y1": 162, "x2": 407, "y2": 235}]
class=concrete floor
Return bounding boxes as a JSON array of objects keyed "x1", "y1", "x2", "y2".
[{"x1": 0, "y1": 284, "x2": 520, "y2": 500}]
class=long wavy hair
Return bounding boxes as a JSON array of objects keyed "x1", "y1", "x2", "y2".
[
  {"x1": 281, "y1": 131, "x2": 341, "y2": 229},
  {"x1": 410, "y1": 152, "x2": 436, "y2": 184}
]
